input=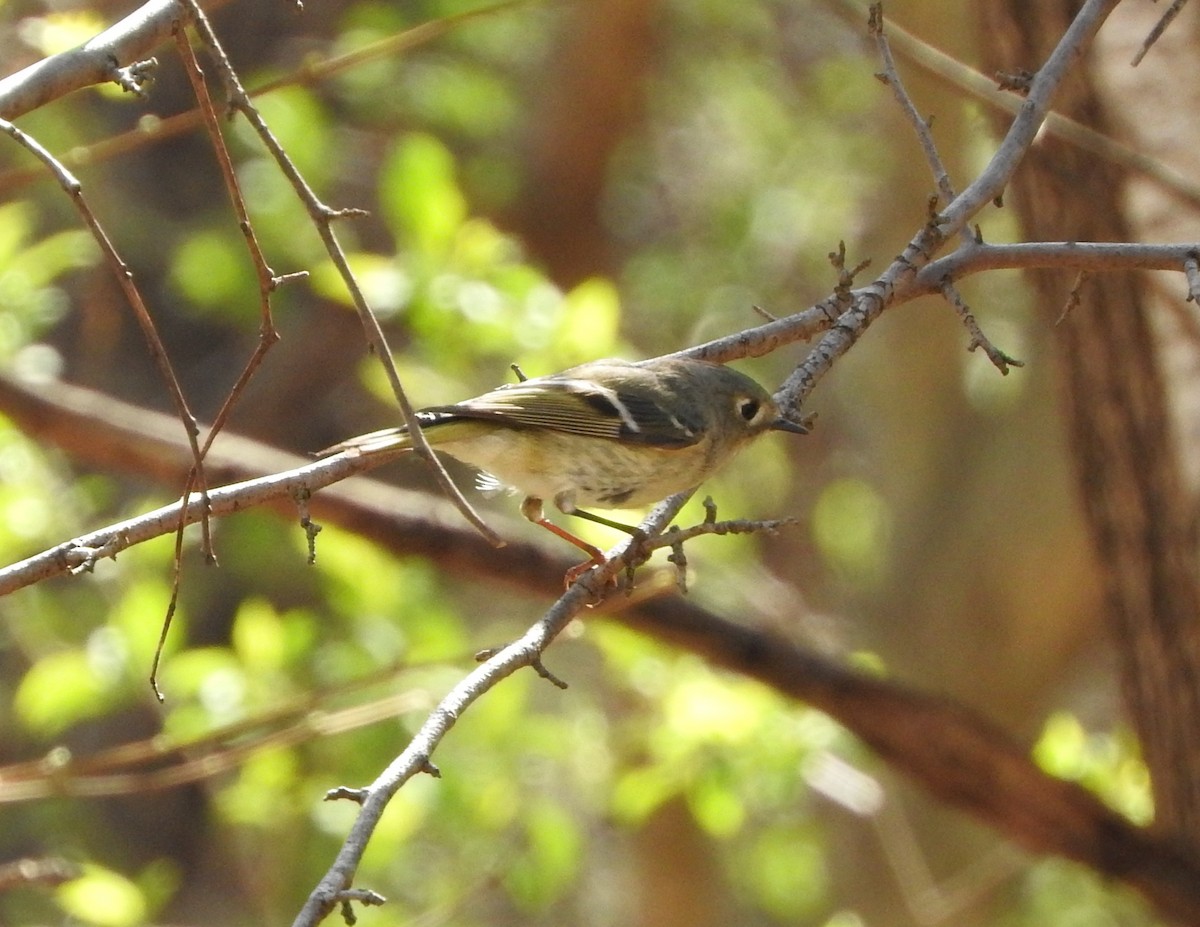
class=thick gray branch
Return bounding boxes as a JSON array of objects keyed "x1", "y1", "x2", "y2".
[{"x1": 0, "y1": 0, "x2": 199, "y2": 119}]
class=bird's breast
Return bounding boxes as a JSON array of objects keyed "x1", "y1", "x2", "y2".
[{"x1": 435, "y1": 428, "x2": 713, "y2": 511}]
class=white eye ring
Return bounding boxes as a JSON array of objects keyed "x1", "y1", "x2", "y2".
[{"x1": 736, "y1": 396, "x2": 762, "y2": 422}]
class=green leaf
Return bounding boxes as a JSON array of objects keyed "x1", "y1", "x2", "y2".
[
  {"x1": 689, "y1": 769, "x2": 746, "y2": 837},
  {"x1": 232, "y1": 598, "x2": 287, "y2": 673},
  {"x1": 15, "y1": 649, "x2": 112, "y2": 736},
  {"x1": 0, "y1": 202, "x2": 33, "y2": 261},
  {"x1": 310, "y1": 252, "x2": 413, "y2": 316},
  {"x1": 56, "y1": 866, "x2": 148, "y2": 927},
  {"x1": 380, "y1": 133, "x2": 467, "y2": 255},
  {"x1": 555, "y1": 277, "x2": 621, "y2": 361},
  {"x1": 110, "y1": 576, "x2": 179, "y2": 668},
  {"x1": 170, "y1": 229, "x2": 255, "y2": 319},
  {"x1": 811, "y1": 477, "x2": 891, "y2": 587},
  {"x1": 736, "y1": 826, "x2": 827, "y2": 920},
  {"x1": 504, "y1": 801, "x2": 582, "y2": 910},
  {"x1": 157, "y1": 647, "x2": 247, "y2": 733},
  {"x1": 611, "y1": 764, "x2": 679, "y2": 824},
  {"x1": 216, "y1": 750, "x2": 302, "y2": 827}
]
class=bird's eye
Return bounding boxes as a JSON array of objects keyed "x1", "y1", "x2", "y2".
[{"x1": 737, "y1": 397, "x2": 761, "y2": 422}]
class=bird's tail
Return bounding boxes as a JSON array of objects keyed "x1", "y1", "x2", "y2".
[{"x1": 317, "y1": 426, "x2": 412, "y2": 457}]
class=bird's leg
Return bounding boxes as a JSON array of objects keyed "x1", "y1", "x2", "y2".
[
  {"x1": 536, "y1": 519, "x2": 607, "y2": 566},
  {"x1": 521, "y1": 497, "x2": 607, "y2": 583},
  {"x1": 568, "y1": 507, "x2": 643, "y2": 538},
  {"x1": 571, "y1": 508, "x2": 654, "y2": 586}
]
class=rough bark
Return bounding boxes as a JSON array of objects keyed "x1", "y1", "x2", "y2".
[{"x1": 979, "y1": 0, "x2": 1200, "y2": 842}]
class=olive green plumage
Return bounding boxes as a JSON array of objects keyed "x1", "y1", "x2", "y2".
[{"x1": 324, "y1": 356, "x2": 806, "y2": 520}]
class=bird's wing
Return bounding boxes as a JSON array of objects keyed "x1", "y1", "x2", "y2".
[{"x1": 430, "y1": 377, "x2": 702, "y2": 447}]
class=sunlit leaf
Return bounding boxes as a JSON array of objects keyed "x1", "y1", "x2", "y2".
[
  {"x1": 811, "y1": 477, "x2": 891, "y2": 587},
  {"x1": 20, "y1": 11, "x2": 107, "y2": 57},
  {"x1": 380, "y1": 133, "x2": 467, "y2": 255},
  {"x1": 503, "y1": 801, "x2": 582, "y2": 910},
  {"x1": 735, "y1": 825, "x2": 827, "y2": 921},
  {"x1": 14, "y1": 649, "x2": 116, "y2": 735},
  {"x1": 555, "y1": 277, "x2": 621, "y2": 361},
  {"x1": 232, "y1": 597, "x2": 287, "y2": 672},
  {"x1": 57, "y1": 866, "x2": 147, "y2": 927},
  {"x1": 170, "y1": 229, "x2": 256, "y2": 318},
  {"x1": 216, "y1": 750, "x2": 302, "y2": 827},
  {"x1": 689, "y1": 769, "x2": 746, "y2": 837}
]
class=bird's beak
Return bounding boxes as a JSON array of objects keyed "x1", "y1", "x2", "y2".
[{"x1": 770, "y1": 416, "x2": 810, "y2": 435}]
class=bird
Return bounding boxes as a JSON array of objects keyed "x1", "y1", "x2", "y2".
[{"x1": 321, "y1": 356, "x2": 807, "y2": 566}]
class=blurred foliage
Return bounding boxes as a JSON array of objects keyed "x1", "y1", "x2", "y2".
[
  {"x1": 0, "y1": 202, "x2": 96, "y2": 371},
  {"x1": 1033, "y1": 712, "x2": 1153, "y2": 825},
  {"x1": 56, "y1": 864, "x2": 151, "y2": 927},
  {"x1": 0, "y1": 0, "x2": 1161, "y2": 925}
]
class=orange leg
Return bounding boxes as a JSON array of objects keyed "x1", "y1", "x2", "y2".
[
  {"x1": 521, "y1": 496, "x2": 610, "y2": 585},
  {"x1": 533, "y1": 517, "x2": 606, "y2": 565},
  {"x1": 534, "y1": 518, "x2": 609, "y2": 585}
]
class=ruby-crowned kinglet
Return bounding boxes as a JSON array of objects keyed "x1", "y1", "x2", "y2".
[{"x1": 323, "y1": 357, "x2": 807, "y2": 556}]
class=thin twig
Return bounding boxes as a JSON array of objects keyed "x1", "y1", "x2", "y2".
[
  {"x1": 176, "y1": 0, "x2": 504, "y2": 549},
  {"x1": 111, "y1": 57, "x2": 158, "y2": 96},
  {"x1": 1131, "y1": 0, "x2": 1190, "y2": 66},
  {"x1": 145, "y1": 25, "x2": 299, "y2": 699},
  {"x1": 869, "y1": 6, "x2": 958, "y2": 211},
  {"x1": 765, "y1": 0, "x2": 1123, "y2": 421},
  {"x1": 10, "y1": 374, "x2": 1200, "y2": 923},
  {"x1": 1056, "y1": 272, "x2": 1088, "y2": 326},
  {"x1": 292, "y1": 482, "x2": 698, "y2": 926},
  {"x1": 0, "y1": 2, "x2": 540, "y2": 198},
  {"x1": 0, "y1": 687, "x2": 430, "y2": 803},
  {"x1": 939, "y1": 278, "x2": 1023, "y2": 374},
  {"x1": 0, "y1": 116, "x2": 216, "y2": 592},
  {"x1": 173, "y1": 25, "x2": 285, "y2": 352}
]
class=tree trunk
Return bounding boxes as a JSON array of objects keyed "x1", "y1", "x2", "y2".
[{"x1": 979, "y1": 0, "x2": 1200, "y2": 842}]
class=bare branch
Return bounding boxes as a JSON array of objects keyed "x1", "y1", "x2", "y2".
[
  {"x1": 0, "y1": 0, "x2": 196, "y2": 119},
  {"x1": 0, "y1": 684, "x2": 431, "y2": 802},
  {"x1": 920, "y1": 240, "x2": 1200, "y2": 287},
  {"x1": 176, "y1": 0, "x2": 505, "y2": 549},
  {"x1": 773, "y1": 1, "x2": 1129, "y2": 417},
  {"x1": 0, "y1": 450, "x2": 386, "y2": 597},
  {"x1": 0, "y1": 116, "x2": 215, "y2": 573},
  {"x1": 870, "y1": 5, "x2": 957, "y2": 207},
  {"x1": 939, "y1": 278, "x2": 1024, "y2": 375},
  {"x1": 0, "y1": 3, "x2": 534, "y2": 199},
  {"x1": 940, "y1": 0, "x2": 1123, "y2": 231},
  {"x1": 682, "y1": 0, "x2": 1166, "y2": 421},
  {"x1": 1131, "y1": 0, "x2": 1190, "y2": 67},
  {"x1": 617, "y1": 603, "x2": 1200, "y2": 924},
  {"x1": 8, "y1": 374, "x2": 1200, "y2": 925},
  {"x1": 831, "y1": 0, "x2": 1200, "y2": 211},
  {"x1": 1184, "y1": 256, "x2": 1200, "y2": 304},
  {"x1": 292, "y1": 534, "x2": 636, "y2": 927}
]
